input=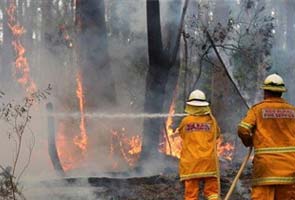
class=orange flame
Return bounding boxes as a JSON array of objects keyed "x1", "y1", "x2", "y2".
[
  {"x1": 128, "y1": 135, "x2": 142, "y2": 155},
  {"x1": 159, "y1": 85, "x2": 182, "y2": 158},
  {"x1": 110, "y1": 128, "x2": 142, "y2": 168},
  {"x1": 73, "y1": 73, "x2": 88, "y2": 156},
  {"x1": 56, "y1": 123, "x2": 76, "y2": 171},
  {"x1": 6, "y1": 0, "x2": 36, "y2": 92},
  {"x1": 217, "y1": 138, "x2": 235, "y2": 161},
  {"x1": 161, "y1": 97, "x2": 182, "y2": 158}
]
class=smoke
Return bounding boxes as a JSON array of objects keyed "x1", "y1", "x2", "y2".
[
  {"x1": 1, "y1": 1, "x2": 172, "y2": 199},
  {"x1": 107, "y1": 0, "x2": 148, "y2": 111},
  {"x1": 23, "y1": 178, "x2": 97, "y2": 200},
  {"x1": 0, "y1": 1, "x2": 141, "y2": 199},
  {"x1": 0, "y1": 0, "x2": 294, "y2": 199}
]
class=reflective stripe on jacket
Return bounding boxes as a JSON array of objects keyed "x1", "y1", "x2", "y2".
[{"x1": 238, "y1": 97, "x2": 295, "y2": 186}]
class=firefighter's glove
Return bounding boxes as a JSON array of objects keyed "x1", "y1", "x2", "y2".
[
  {"x1": 237, "y1": 126, "x2": 253, "y2": 147},
  {"x1": 241, "y1": 135, "x2": 253, "y2": 147}
]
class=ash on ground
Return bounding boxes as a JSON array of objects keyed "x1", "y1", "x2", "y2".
[{"x1": 24, "y1": 160, "x2": 252, "y2": 200}]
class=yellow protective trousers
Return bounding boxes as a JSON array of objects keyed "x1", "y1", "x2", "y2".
[
  {"x1": 252, "y1": 184, "x2": 295, "y2": 200},
  {"x1": 184, "y1": 177, "x2": 219, "y2": 200}
]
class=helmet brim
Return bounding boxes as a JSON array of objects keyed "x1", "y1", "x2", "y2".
[
  {"x1": 186, "y1": 101, "x2": 209, "y2": 106},
  {"x1": 260, "y1": 85, "x2": 287, "y2": 92}
]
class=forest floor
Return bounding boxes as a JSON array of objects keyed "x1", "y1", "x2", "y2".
[{"x1": 24, "y1": 160, "x2": 252, "y2": 200}]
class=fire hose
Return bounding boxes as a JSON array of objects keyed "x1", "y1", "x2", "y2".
[
  {"x1": 223, "y1": 147, "x2": 253, "y2": 200},
  {"x1": 205, "y1": 30, "x2": 253, "y2": 199},
  {"x1": 212, "y1": 115, "x2": 253, "y2": 200}
]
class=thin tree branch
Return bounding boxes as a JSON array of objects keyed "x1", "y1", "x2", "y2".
[
  {"x1": 162, "y1": 121, "x2": 172, "y2": 156},
  {"x1": 17, "y1": 125, "x2": 35, "y2": 183},
  {"x1": 182, "y1": 31, "x2": 189, "y2": 107},
  {"x1": 169, "y1": 0, "x2": 190, "y2": 66},
  {"x1": 205, "y1": 30, "x2": 250, "y2": 109}
]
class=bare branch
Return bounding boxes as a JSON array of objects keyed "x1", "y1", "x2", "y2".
[{"x1": 0, "y1": 86, "x2": 51, "y2": 199}]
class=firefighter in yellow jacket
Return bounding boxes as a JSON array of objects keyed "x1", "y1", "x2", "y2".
[
  {"x1": 238, "y1": 74, "x2": 295, "y2": 200},
  {"x1": 177, "y1": 89, "x2": 220, "y2": 200}
]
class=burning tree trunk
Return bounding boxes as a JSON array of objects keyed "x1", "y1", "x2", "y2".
[
  {"x1": 141, "y1": 0, "x2": 169, "y2": 162},
  {"x1": 5, "y1": 0, "x2": 36, "y2": 92},
  {"x1": 76, "y1": 0, "x2": 116, "y2": 110},
  {"x1": 140, "y1": 0, "x2": 188, "y2": 164}
]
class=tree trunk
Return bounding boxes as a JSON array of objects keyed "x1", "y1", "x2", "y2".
[
  {"x1": 273, "y1": 0, "x2": 286, "y2": 49},
  {"x1": 47, "y1": 103, "x2": 65, "y2": 177},
  {"x1": 140, "y1": 0, "x2": 188, "y2": 165},
  {"x1": 76, "y1": 0, "x2": 116, "y2": 111},
  {"x1": 17, "y1": 0, "x2": 24, "y2": 24},
  {"x1": 164, "y1": 0, "x2": 182, "y2": 110},
  {"x1": 24, "y1": 0, "x2": 33, "y2": 49},
  {"x1": 211, "y1": 0, "x2": 232, "y2": 133},
  {"x1": 286, "y1": 0, "x2": 295, "y2": 50},
  {"x1": 1, "y1": 0, "x2": 14, "y2": 91},
  {"x1": 285, "y1": 0, "x2": 295, "y2": 103},
  {"x1": 141, "y1": 0, "x2": 168, "y2": 162}
]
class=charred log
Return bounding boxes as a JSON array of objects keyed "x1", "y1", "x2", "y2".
[{"x1": 47, "y1": 102, "x2": 65, "y2": 177}]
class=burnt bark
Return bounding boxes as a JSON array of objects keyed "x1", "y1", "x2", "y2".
[
  {"x1": 141, "y1": 0, "x2": 167, "y2": 161},
  {"x1": 47, "y1": 103, "x2": 65, "y2": 177},
  {"x1": 140, "y1": 0, "x2": 188, "y2": 164},
  {"x1": 76, "y1": 0, "x2": 116, "y2": 111}
]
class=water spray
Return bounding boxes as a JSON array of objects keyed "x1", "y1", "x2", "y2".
[
  {"x1": 48, "y1": 112, "x2": 188, "y2": 119},
  {"x1": 46, "y1": 107, "x2": 186, "y2": 176}
]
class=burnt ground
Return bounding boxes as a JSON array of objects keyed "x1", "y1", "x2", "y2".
[{"x1": 24, "y1": 161, "x2": 252, "y2": 200}]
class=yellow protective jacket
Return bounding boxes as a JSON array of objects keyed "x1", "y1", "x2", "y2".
[
  {"x1": 238, "y1": 97, "x2": 295, "y2": 186},
  {"x1": 178, "y1": 112, "x2": 220, "y2": 181}
]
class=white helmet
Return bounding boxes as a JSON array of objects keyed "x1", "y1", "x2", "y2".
[
  {"x1": 261, "y1": 73, "x2": 287, "y2": 92},
  {"x1": 186, "y1": 89, "x2": 209, "y2": 106}
]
